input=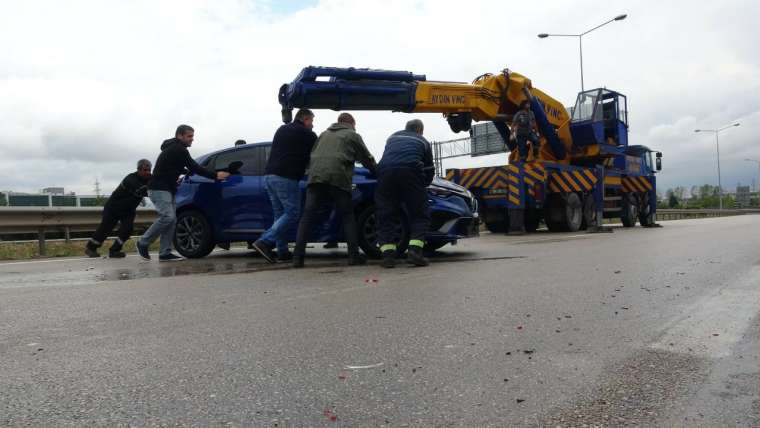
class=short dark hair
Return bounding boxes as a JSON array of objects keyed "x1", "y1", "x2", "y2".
[
  {"x1": 234, "y1": 139, "x2": 246, "y2": 146},
  {"x1": 294, "y1": 109, "x2": 314, "y2": 122},
  {"x1": 337, "y1": 113, "x2": 355, "y2": 125},
  {"x1": 519, "y1": 100, "x2": 531, "y2": 109},
  {"x1": 405, "y1": 119, "x2": 424, "y2": 133},
  {"x1": 175, "y1": 124, "x2": 194, "y2": 137},
  {"x1": 137, "y1": 159, "x2": 152, "y2": 170}
]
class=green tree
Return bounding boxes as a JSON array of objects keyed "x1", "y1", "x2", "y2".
[{"x1": 668, "y1": 193, "x2": 679, "y2": 208}]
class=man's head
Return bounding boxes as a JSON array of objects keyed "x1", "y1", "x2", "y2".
[
  {"x1": 234, "y1": 139, "x2": 247, "y2": 146},
  {"x1": 136, "y1": 159, "x2": 152, "y2": 178},
  {"x1": 295, "y1": 108, "x2": 315, "y2": 129},
  {"x1": 520, "y1": 100, "x2": 531, "y2": 111},
  {"x1": 175, "y1": 124, "x2": 195, "y2": 146},
  {"x1": 337, "y1": 112, "x2": 356, "y2": 129},
  {"x1": 405, "y1": 119, "x2": 424, "y2": 135}
]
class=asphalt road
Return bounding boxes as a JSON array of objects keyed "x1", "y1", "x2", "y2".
[{"x1": 1, "y1": 216, "x2": 759, "y2": 427}]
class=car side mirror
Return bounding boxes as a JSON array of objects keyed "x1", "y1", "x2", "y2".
[{"x1": 227, "y1": 161, "x2": 243, "y2": 174}]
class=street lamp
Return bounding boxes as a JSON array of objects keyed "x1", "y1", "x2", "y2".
[
  {"x1": 538, "y1": 14, "x2": 627, "y2": 92},
  {"x1": 745, "y1": 158, "x2": 760, "y2": 192},
  {"x1": 694, "y1": 123, "x2": 740, "y2": 211}
]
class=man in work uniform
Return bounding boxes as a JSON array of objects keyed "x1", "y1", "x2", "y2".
[
  {"x1": 292, "y1": 113, "x2": 377, "y2": 268},
  {"x1": 512, "y1": 100, "x2": 540, "y2": 161},
  {"x1": 85, "y1": 159, "x2": 152, "y2": 258},
  {"x1": 375, "y1": 119, "x2": 434, "y2": 268},
  {"x1": 137, "y1": 124, "x2": 230, "y2": 261},
  {"x1": 251, "y1": 108, "x2": 317, "y2": 263}
]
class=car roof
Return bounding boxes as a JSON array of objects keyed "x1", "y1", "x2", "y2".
[{"x1": 197, "y1": 141, "x2": 272, "y2": 162}]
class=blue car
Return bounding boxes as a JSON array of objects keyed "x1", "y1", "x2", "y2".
[{"x1": 172, "y1": 141, "x2": 479, "y2": 258}]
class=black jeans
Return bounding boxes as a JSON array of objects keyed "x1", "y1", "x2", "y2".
[
  {"x1": 91, "y1": 207, "x2": 136, "y2": 247},
  {"x1": 375, "y1": 168, "x2": 430, "y2": 247},
  {"x1": 294, "y1": 183, "x2": 359, "y2": 258},
  {"x1": 516, "y1": 133, "x2": 539, "y2": 160}
]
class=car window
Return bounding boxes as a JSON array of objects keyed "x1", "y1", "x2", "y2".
[{"x1": 213, "y1": 146, "x2": 271, "y2": 176}]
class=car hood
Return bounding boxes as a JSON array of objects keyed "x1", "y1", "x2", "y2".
[{"x1": 429, "y1": 176, "x2": 468, "y2": 193}]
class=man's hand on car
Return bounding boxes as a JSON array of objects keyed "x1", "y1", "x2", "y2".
[{"x1": 216, "y1": 171, "x2": 231, "y2": 180}]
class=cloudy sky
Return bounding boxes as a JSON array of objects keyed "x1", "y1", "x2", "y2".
[{"x1": 1, "y1": 0, "x2": 759, "y2": 195}]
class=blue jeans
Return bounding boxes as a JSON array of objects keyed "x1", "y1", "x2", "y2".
[
  {"x1": 259, "y1": 175, "x2": 302, "y2": 255},
  {"x1": 139, "y1": 190, "x2": 176, "y2": 256}
]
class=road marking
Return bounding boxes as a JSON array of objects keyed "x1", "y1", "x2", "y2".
[{"x1": 652, "y1": 267, "x2": 760, "y2": 359}]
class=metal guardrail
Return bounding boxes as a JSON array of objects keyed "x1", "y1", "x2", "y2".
[
  {"x1": 656, "y1": 208, "x2": 760, "y2": 221},
  {"x1": 0, "y1": 207, "x2": 157, "y2": 255}
]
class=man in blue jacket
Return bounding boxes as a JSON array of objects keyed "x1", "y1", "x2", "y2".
[{"x1": 375, "y1": 119, "x2": 434, "y2": 268}]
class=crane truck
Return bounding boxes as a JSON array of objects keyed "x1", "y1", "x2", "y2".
[{"x1": 278, "y1": 66, "x2": 662, "y2": 233}]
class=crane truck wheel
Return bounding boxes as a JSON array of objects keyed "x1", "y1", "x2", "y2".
[
  {"x1": 580, "y1": 194, "x2": 596, "y2": 230},
  {"x1": 545, "y1": 193, "x2": 582, "y2": 232},
  {"x1": 639, "y1": 193, "x2": 655, "y2": 226},
  {"x1": 621, "y1": 193, "x2": 639, "y2": 227}
]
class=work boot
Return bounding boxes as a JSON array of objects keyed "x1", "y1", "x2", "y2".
[
  {"x1": 348, "y1": 253, "x2": 367, "y2": 266},
  {"x1": 108, "y1": 239, "x2": 126, "y2": 258},
  {"x1": 251, "y1": 239, "x2": 275, "y2": 264},
  {"x1": 406, "y1": 246, "x2": 429, "y2": 267},
  {"x1": 381, "y1": 250, "x2": 396, "y2": 268},
  {"x1": 85, "y1": 240, "x2": 100, "y2": 258}
]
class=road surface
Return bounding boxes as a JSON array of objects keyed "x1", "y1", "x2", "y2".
[{"x1": 1, "y1": 216, "x2": 759, "y2": 427}]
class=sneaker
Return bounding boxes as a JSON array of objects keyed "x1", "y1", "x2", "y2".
[
  {"x1": 109, "y1": 250, "x2": 127, "y2": 258},
  {"x1": 85, "y1": 247, "x2": 100, "y2": 258},
  {"x1": 381, "y1": 250, "x2": 396, "y2": 269},
  {"x1": 251, "y1": 240, "x2": 275, "y2": 264},
  {"x1": 348, "y1": 254, "x2": 367, "y2": 266},
  {"x1": 323, "y1": 241, "x2": 339, "y2": 249},
  {"x1": 277, "y1": 251, "x2": 293, "y2": 262},
  {"x1": 406, "y1": 246, "x2": 429, "y2": 267},
  {"x1": 136, "y1": 241, "x2": 150, "y2": 260},
  {"x1": 158, "y1": 253, "x2": 184, "y2": 262}
]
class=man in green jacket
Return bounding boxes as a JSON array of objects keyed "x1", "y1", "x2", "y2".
[{"x1": 293, "y1": 113, "x2": 377, "y2": 268}]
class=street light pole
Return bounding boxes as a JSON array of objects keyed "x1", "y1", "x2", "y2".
[
  {"x1": 694, "y1": 123, "x2": 740, "y2": 211},
  {"x1": 538, "y1": 14, "x2": 627, "y2": 93}
]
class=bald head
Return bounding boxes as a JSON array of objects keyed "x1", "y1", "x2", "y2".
[{"x1": 405, "y1": 119, "x2": 424, "y2": 135}]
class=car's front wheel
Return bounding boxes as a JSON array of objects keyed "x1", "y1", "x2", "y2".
[
  {"x1": 357, "y1": 205, "x2": 409, "y2": 259},
  {"x1": 174, "y1": 210, "x2": 215, "y2": 258}
]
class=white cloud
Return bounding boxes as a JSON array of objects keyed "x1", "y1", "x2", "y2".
[{"x1": 1, "y1": 0, "x2": 759, "y2": 194}]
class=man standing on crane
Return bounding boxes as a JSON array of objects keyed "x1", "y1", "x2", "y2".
[
  {"x1": 375, "y1": 119, "x2": 434, "y2": 268},
  {"x1": 512, "y1": 100, "x2": 540, "y2": 161},
  {"x1": 292, "y1": 113, "x2": 377, "y2": 268}
]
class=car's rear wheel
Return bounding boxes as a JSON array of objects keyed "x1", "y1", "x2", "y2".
[
  {"x1": 174, "y1": 210, "x2": 215, "y2": 258},
  {"x1": 357, "y1": 205, "x2": 409, "y2": 259}
]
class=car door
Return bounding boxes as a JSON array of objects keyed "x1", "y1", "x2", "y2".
[{"x1": 215, "y1": 145, "x2": 272, "y2": 237}]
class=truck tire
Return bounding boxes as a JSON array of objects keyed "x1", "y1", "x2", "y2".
[
  {"x1": 621, "y1": 193, "x2": 638, "y2": 227},
  {"x1": 639, "y1": 193, "x2": 655, "y2": 226},
  {"x1": 580, "y1": 194, "x2": 596, "y2": 230},
  {"x1": 174, "y1": 210, "x2": 215, "y2": 258},
  {"x1": 357, "y1": 205, "x2": 409, "y2": 259},
  {"x1": 545, "y1": 193, "x2": 583, "y2": 232}
]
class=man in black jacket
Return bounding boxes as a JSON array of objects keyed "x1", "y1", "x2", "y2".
[
  {"x1": 85, "y1": 159, "x2": 152, "y2": 258},
  {"x1": 375, "y1": 119, "x2": 434, "y2": 268},
  {"x1": 137, "y1": 125, "x2": 230, "y2": 261},
  {"x1": 251, "y1": 109, "x2": 317, "y2": 263}
]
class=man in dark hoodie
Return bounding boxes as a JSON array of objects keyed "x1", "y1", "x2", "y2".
[
  {"x1": 251, "y1": 108, "x2": 317, "y2": 263},
  {"x1": 137, "y1": 125, "x2": 230, "y2": 261},
  {"x1": 292, "y1": 113, "x2": 377, "y2": 268},
  {"x1": 85, "y1": 159, "x2": 152, "y2": 258},
  {"x1": 375, "y1": 119, "x2": 434, "y2": 268}
]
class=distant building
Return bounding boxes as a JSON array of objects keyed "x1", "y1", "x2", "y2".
[
  {"x1": 735, "y1": 185, "x2": 751, "y2": 208},
  {"x1": 41, "y1": 187, "x2": 65, "y2": 195}
]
